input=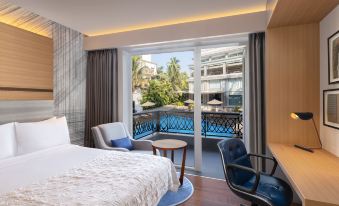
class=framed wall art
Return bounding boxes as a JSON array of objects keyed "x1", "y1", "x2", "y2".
[{"x1": 328, "y1": 30, "x2": 339, "y2": 84}]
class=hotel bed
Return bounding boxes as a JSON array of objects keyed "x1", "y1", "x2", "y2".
[{"x1": 0, "y1": 118, "x2": 179, "y2": 206}]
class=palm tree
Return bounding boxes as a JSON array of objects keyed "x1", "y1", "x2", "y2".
[
  {"x1": 178, "y1": 72, "x2": 188, "y2": 91},
  {"x1": 156, "y1": 66, "x2": 164, "y2": 75},
  {"x1": 132, "y1": 56, "x2": 144, "y2": 92},
  {"x1": 167, "y1": 57, "x2": 181, "y2": 91}
]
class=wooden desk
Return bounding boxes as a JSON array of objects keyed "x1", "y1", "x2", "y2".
[{"x1": 269, "y1": 143, "x2": 339, "y2": 206}]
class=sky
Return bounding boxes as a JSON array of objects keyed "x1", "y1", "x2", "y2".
[{"x1": 149, "y1": 51, "x2": 193, "y2": 74}]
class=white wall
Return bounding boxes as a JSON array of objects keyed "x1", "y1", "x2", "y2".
[
  {"x1": 118, "y1": 50, "x2": 133, "y2": 133},
  {"x1": 83, "y1": 11, "x2": 266, "y2": 50},
  {"x1": 320, "y1": 5, "x2": 339, "y2": 157}
]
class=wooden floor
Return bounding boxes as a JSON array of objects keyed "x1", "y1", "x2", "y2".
[{"x1": 182, "y1": 174, "x2": 250, "y2": 206}]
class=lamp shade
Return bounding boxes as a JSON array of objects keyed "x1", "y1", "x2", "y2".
[{"x1": 290, "y1": 112, "x2": 313, "y2": 120}]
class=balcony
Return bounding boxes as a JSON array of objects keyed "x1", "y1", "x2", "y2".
[
  {"x1": 188, "y1": 72, "x2": 243, "y2": 82},
  {"x1": 133, "y1": 110, "x2": 243, "y2": 178},
  {"x1": 133, "y1": 110, "x2": 243, "y2": 140}
]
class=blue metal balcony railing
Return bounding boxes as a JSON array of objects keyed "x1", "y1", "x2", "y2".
[{"x1": 133, "y1": 110, "x2": 243, "y2": 140}]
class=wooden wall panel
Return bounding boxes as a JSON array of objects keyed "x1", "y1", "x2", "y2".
[
  {"x1": 268, "y1": 0, "x2": 339, "y2": 28},
  {"x1": 266, "y1": 23, "x2": 320, "y2": 147},
  {"x1": 0, "y1": 91, "x2": 53, "y2": 100},
  {"x1": 266, "y1": 0, "x2": 278, "y2": 25},
  {"x1": 0, "y1": 22, "x2": 53, "y2": 100}
]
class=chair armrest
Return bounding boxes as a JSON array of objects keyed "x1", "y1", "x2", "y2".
[
  {"x1": 226, "y1": 163, "x2": 260, "y2": 194},
  {"x1": 248, "y1": 153, "x2": 277, "y2": 176},
  {"x1": 131, "y1": 139, "x2": 153, "y2": 151}
]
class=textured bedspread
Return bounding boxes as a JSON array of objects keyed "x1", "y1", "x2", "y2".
[{"x1": 0, "y1": 151, "x2": 180, "y2": 206}]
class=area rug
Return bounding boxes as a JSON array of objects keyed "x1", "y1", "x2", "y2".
[{"x1": 158, "y1": 175, "x2": 194, "y2": 206}]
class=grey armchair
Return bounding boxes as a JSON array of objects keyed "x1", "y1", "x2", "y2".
[{"x1": 91, "y1": 122, "x2": 156, "y2": 155}]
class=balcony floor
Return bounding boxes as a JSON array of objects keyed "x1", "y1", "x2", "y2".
[{"x1": 148, "y1": 133, "x2": 226, "y2": 179}]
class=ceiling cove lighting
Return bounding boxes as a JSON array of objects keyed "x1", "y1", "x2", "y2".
[
  {"x1": 0, "y1": 17, "x2": 52, "y2": 38},
  {"x1": 88, "y1": 7, "x2": 266, "y2": 36},
  {"x1": 0, "y1": 1, "x2": 52, "y2": 38}
]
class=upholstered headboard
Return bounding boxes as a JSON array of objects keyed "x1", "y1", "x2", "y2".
[{"x1": 0, "y1": 100, "x2": 54, "y2": 124}]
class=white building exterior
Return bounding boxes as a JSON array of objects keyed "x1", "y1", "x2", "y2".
[
  {"x1": 140, "y1": 55, "x2": 157, "y2": 83},
  {"x1": 188, "y1": 46, "x2": 245, "y2": 108},
  {"x1": 133, "y1": 55, "x2": 158, "y2": 112}
]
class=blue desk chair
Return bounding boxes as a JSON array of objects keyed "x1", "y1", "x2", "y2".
[{"x1": 218, "y1": 139, "x2": 293, "y2": 206}]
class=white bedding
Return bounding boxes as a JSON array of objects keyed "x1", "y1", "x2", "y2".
[{"x1": 0, "y1": 145, "x2": 180, "y2": 205}]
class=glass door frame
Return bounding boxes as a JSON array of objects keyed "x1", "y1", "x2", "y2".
[
  {"x1": 126, "y1": 46, "x2": 203, "y2": 172},
  {"x1": 122, "y1": 37, "x2": 248, "y2": 172},
  {"x1": 193, "y1": 47, "x2": 202, "y2": 171}
]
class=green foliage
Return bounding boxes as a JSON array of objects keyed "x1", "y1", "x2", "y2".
[
  {"x1": 154, "y1": 72, "x2": 168, "y2": 81},
  {"x1": 178, "y1": 72, "x2": 189, "y2": 91},
  {"x1": 132, "y1": 56, "x2": 145, "y2": 92},
  {"x1": 176, "y1": 101, "x2": 184, "y2": 106},
  {"x1": 141, "y1": 79, "x2": 178, "y2": 107},
  {"x1": 234, "y1": 106, "x2": 241, "y2": 113},
  {"x1": 167, "y1": 57, "x2": 181, "y2": 91},
  {"x1": 138, "y1": 56, "x2": 190, "y2": 107},
  {"x1": 156, "y1": 66, "x2": 164, "y2": 74}
]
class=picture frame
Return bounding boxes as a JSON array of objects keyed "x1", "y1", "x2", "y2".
[
  {"x1": 328, "y1": 30, "x2": 339, "y2": 84},
  {"x1": 323, "y1": 89, "x2": 339, "y2": 130}
]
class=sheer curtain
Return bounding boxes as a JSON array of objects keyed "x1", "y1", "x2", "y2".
[
  {"x1": 53, "y1": 23, "x2": 87, "y2": 146},
  {"x1": 84, "y1": 49, "x2": 119, "y2": 147}
]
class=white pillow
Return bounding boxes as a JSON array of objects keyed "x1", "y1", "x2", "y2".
[
  {"x1": 0, "y1": 123, "x2": 16, "y2": 159},
  {"x1": 15, "y1": 116, "x2": 70, "y2": 155}
]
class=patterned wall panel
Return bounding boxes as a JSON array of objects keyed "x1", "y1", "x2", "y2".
[{"x1": 53, "y1": 23, "x2": 87, "y2": 145}]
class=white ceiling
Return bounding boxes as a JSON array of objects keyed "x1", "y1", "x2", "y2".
[{"x1": 7, "y1": 0, "x2": 267, "y2": 36}]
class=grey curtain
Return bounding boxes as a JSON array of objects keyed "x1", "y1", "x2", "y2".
[
  {"x1": 248, "y1": 32, "x2": 266, "y2": 169},
  {"x1": 84, "y1": 49, "x2": 119, "y2": 147}
]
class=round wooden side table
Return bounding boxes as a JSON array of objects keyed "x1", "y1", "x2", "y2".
[{"x1": 152, "y1": 139, "x2": 187, "y2": 185}]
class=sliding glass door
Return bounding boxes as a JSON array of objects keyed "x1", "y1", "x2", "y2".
[
  {"x1": 199, "y1": 46, "x2": 244, "y2": 177},
  {"x1": 131, "y1": 50, "x2": 197, "y2": 168},
  {"x1": 129, "y1": 43, "x2": 246, "y2": 174}
]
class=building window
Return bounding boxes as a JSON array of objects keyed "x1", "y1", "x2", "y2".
[
  {"x1": 209, "y1": 80, "x2": 221, "y2": 90},
  {"x1": 211, "y1": 55, "x2": 224, "y2": 61},
  {"x1": 209, "y1": 93, "x2": 221, "y2": 101},
  {"x1": 227, "y1": 65, "x2": 242, "y2": 74},
  {"x1": 201, "y1": 81, "x2": 205, "y2": 91},
  {"x1": 229, "y1": 95, "x2": 242, "y2": 106},
  {"x1": 201, "y1": 58, "x2": 209, "y2": 63},
  {"x1": 207, "y1": 67, "x2": 223, "y2": 76}
]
